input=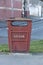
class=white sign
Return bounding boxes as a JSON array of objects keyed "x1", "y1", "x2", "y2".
[{"x1": 14, "y1": 35, "x2": 25, "y2": 38}]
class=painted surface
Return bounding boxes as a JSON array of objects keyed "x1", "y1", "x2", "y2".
[{"x1": 8, "y1": 19, "x2": 32, "y2": 52}]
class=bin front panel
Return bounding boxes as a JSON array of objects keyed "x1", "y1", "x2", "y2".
[
  {"x1": 11, "y1": 32, "x2": 28, "y2": 42},
  {"x1": 12, "y1": 41, "x2": 28, "y2": 52}
]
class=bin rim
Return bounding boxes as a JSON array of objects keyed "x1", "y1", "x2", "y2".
[{"x1": 5, "y1": 18, "x2": 32, "y2": 21}]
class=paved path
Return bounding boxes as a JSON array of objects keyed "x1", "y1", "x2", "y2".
[
  {"x1": 0, "y1": 53, "x2": 43, "y2": 65},
  {"x1": 31, "y1": 19, "x2": 43, "y2": 40}
]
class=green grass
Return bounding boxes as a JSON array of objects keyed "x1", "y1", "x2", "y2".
[
  {"x1": 0, "y1": 40, "x2": 43, "y2": 53},
  {"x1": 30, "y1": 40, "x2": 43, "y2": 53},
  {"x1": 0, "y1": 44, "x2": 9, "y2": 52}
]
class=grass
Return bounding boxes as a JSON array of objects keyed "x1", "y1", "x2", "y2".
[
  {"x1": 0, "y1": 44, "x2": 9, "y2": 52},
  {"x1": 30, "y1": 40, "x2": 43, "y2": 53},
  {"x1": 0, "y1": 40, "x2": 43, "y2": 53}
]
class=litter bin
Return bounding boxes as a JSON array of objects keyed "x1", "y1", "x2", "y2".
[{"x1": 7, "y1": 18, "x2": 32, "y2": 52}]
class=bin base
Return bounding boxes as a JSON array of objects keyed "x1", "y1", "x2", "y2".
[{"x1": 11, "y1": 51, "x2": 29, "y2": 53}]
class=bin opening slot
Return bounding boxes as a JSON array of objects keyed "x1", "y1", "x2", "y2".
[{"x1": 11, "y1": 21, "x2": 28, "y2": 26}]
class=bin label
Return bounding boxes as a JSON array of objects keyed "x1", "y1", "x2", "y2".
[{"x1": 14, "y1": 35, "x2": 25, "y2": 38}]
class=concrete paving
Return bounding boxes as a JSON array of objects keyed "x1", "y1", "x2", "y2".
[{"x1": 0, "y1": 53, "x2": 43, "y2": 65}]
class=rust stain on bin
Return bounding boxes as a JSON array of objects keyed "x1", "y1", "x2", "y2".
[{"x1": 7, "y1": 18, "x2": 32, "y2": 52}]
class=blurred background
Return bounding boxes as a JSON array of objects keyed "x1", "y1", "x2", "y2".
[{"x1": 0, "y1": 0, "x2": 43, "y2": 44}]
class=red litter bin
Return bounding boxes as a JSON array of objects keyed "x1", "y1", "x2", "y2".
[{"x1": 7, "y1": 18, "x2": 32, "y2": 52}]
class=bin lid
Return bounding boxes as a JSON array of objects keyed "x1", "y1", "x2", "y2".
[{"x1": 6, "y1": 18, "x2": 32, "y2": 21}]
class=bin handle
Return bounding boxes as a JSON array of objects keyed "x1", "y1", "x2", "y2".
[{"x1": 11, "y1": 21, "x2": 28, "y2": 27}]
